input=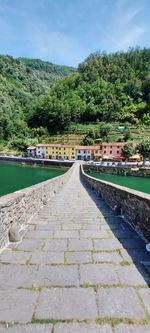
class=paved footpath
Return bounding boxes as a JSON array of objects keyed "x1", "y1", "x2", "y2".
[{"x1": 0, "y1": 164, "x2": 150, "y2": 332}]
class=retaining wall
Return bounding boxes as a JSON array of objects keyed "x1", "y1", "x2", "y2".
[
  {"x1": 0, "y1": 165, "x2": 74, "y2": 249},
  {"x1": 81, "y1": 165, "x2": 150, "y2": 242},
  {"x1": 84, "y1": 164, "x2": 150, "y2": 177},
  {"x1": 0, "y1": 156, "x2": 73, "y2": 168}
]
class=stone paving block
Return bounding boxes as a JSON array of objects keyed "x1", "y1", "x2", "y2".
[
  {"x1": 0, "y1": 250, "x2": 31, "y2": 264},
  {"x1": 30, "y1": 251, "x2": 64, "y2": 264},
  {"x1": 93, "y1": 251, "x2": 122, "y2": 263},
  {"x1": 66, "y1": 251, "x2": 92, "y2": 264},
  {"x1": 53, "y1": 230, "x2": 79, "y2": 238},
  {"x1": 81, "y1": 224, "x2": 101, "y2": 230},
  {"x1": 35, "y1": 265, "x2": 79, "y2": 286},
  {"x1": 0, "y1": 324, "x2": 53, "y2": 333},
  {"x1": 117, "y1": 264, "x2": 149, "y2": 286},
  {"x1": 35, "y1": 287, "x2": 98, "y2": 320},
  {"x1": 62, "y1": 224, "x2": 82, "y2": 230},
  {"x1": 68, "y1": 239, "x2": 93, "y2": 251},
  {"x1": 138, "y1": 288, "x2": 150, "y2": 312},
  {"x1": 25, "y1": 230, "x2": 53, "y2": 239},
  {"x1": 0, "y1": 264, "x2": 37, "y2": 288},
  {"x1": 94, "y1": 239, "x2": 122, "y2": 251},
  {"x1": 15, "y1": 239, "x2": 44, "y2": 251},
  {"x1": 36, "y1": 224, "x2": 61, "y2": 230},
  {"x1": 44, "y1": 239, "x2": 68, "y2": 251},
  {"x1": 29, "y1": 219, "x2": 50, "y2": 225},
  {"x1": 97, "y1": 287, "x2": 146, "y2": 319},
  {"x1": 80, "y1": 230, "x2": 109, "y2": 239},
  {"x1": 80, "y1": 263, "x2": 119, "y2": 285},
  {"x1": 114, "y1": 324, "x2": 150, "y2": 333},
  {"x1": 54, "y1": 323, "x2": 113, "y2": 333},
  {"x1": 0, "y1": 289, "x2": 38, "y2": 323}
]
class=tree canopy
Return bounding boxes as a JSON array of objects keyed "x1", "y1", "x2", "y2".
[
  {"x1": 0, "y1": 48, "x2": 150, "y2": 146},
  {"x1": 28, "y1": 48, "x2": 150, "y2": 132}
]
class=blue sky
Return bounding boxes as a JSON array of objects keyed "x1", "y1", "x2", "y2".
[{"x1": 0, "y1": 0, "x2": 149, "y2": 66}]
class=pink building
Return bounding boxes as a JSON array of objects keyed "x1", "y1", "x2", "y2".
[{"x1": 101, "y1": 142, "x2": 125, "y2": 158}]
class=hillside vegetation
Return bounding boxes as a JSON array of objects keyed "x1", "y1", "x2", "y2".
[
  {"x1": 0, "y1": 48, "x2": 150, "y2": 153},
  {"x1": 0, "y1": 55, "x2": 75, "y2": 140},
  {"x1": 28, "y1": 48, "x2": 150, "y2": 132}
]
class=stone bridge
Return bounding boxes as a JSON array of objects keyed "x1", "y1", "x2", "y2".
[{"x1": 0, "y1": 163, "x2": 150, "y2": 332}]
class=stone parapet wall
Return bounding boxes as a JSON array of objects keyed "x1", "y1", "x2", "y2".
[
  {"x1": 0, "y1": 165, "x2": 74, "y2": 249},
  {"x1": 81, "y1": 165, "x2": 150, "y2": 242}
]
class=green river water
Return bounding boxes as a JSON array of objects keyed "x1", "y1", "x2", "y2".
[
  {"x1": 87, "y1": 172, "x2": 150, "y2": 195},
  {"x1": 0, "y1": 163, "x2": 66, "y2": 196}
]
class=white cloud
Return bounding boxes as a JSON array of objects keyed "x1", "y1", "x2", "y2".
[{"x1": 28, "y1": 25, "x2": 89, "y2": 65}]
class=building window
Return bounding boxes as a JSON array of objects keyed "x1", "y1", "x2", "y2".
[
  {"x1": 95, "y1": 150, "x2": 98, "y2": 153},
  {"x1": 104, "y1": 146, "x2": 106, "y2": 149},
  {"x1": 110, "y1": 151, "x2": 112, "y2": 154},
  {"x1": 78, "y1": 150, "x2": 80, "y2": 153},
  {"x1": 104, "y1": 150, "x2": 106, "y2": 154},
  {"x1": 117, "y1": 146, "x2": 120, "y2": 149},
  {"x1": 110, "y1": 146, "x2": 112, "y2": 149},
  {"x1": 117, "y1": 150, "x2": 119, "y2": 154}
]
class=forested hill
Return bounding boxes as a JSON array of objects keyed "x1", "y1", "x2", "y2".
[
  {"x1": 29, "y1": 48, "x2": 150, "y2": 132},
  {"x1": 0, "y1": 55, "x2": 75, "y2": 140}
]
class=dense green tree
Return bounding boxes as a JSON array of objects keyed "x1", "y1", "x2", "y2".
[
  {"x1": 121, "y1": 142, "x2": 135, "y2": 159},
  {"x1": 137, "y1": 140, "x2": 150, "y2": 161},
  {"x1": 0, "y1": 48, "x2": 150, "y2": 145}
]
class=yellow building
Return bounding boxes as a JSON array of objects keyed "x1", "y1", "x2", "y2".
[{"x1": 44, "y1": 144, "x2": 76, "y2": 160}]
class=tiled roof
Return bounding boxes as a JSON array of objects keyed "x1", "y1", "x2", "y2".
[
  {"x1": 27, "y1": 146, "x2": 36, "y2": 150},
  {"x1": 102, "y1": 142, "x2": 125, "y2": 146},
  {"x1": 36, "y1": 144, "x2": 75, "y2": 148},
  {"x1": 76, "y1": 145, "x2": 101, "y2": 150}
]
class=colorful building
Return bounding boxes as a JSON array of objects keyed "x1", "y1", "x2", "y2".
[
  {"x1": 76, "y1": 145, "x2": 102, "y2": 161},
  {"x1": 101, "y1": 142, "x2": 125, "y2": 158},
  {"x1": 28, "y1": 142, "x2": 125, "y2": 160},
  {"x1": 36, "y1": 144, "x2": 46, "y2": 158},
  {"x1": 44, "y1": 144, "x2": 76, "y2": 160},
  {"x1": 27, "y1": 146, "x2": 36, "y2": 157}
]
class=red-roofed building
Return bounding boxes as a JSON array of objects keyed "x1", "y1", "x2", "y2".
[
  {"x1": 101, "y1": 142, "x2": 125, "y2": 157},
  {"x1": 76, "y1": 145, "x2": 102, "y2": 161}
]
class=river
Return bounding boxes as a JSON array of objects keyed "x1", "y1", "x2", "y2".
[
  {"x1": 0, "y1": 163, "x2": 66, "y2": 196},
  {"x1": 87, "y1": 172, "x2": 150, "y2": 194}
]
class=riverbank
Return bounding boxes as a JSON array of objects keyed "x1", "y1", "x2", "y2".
[
  {"x1": 0, "y1": 156, "x2": 74, "y2": 168},
  {"x1": 84, "y1": 164, "x2": 150, "y2": 178}
]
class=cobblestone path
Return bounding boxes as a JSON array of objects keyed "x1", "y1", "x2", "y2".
[{"x1": 0, "y1": 164, "x2": 150, "y2": 332}]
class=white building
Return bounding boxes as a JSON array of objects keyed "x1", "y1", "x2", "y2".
[
  {"x1": 76, "y1": 145, "x2": 101, "y2": 161},
  {"x1": 36, "y1": 144, "x2": 46, "y2": 158}
]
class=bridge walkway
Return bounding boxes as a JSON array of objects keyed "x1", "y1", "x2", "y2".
[{"x1": 0, "y1": 163, "x2": 150, "y2": 332}]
